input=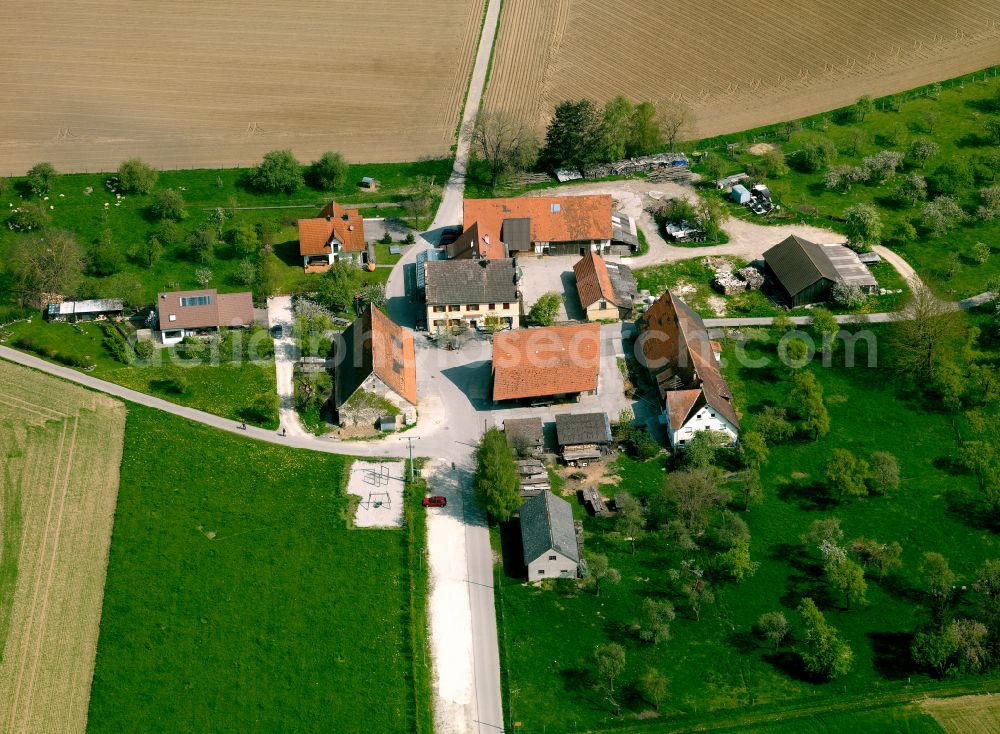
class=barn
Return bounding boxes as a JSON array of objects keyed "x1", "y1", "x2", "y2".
[{"x1": 763, "y1": 235, "x2": 878, "y2": 307}]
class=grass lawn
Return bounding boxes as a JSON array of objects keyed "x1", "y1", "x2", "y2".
[
  {"x1": 494, "y1": 327, "x2": 1000, "y2": 732},
  {"x1": 88, "y1": 405, "x2": 430, "y2": 733},
  {"x1": 0, "y1": 158, "x2": 450, "y2": 306},
  {"x1": 2, "y1": 317, "x2": 280, "y2": 428}
]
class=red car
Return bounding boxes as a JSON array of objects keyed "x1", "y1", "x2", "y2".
[{"x1": 422, "y1": 496, "x2": 447, "y2": 508}]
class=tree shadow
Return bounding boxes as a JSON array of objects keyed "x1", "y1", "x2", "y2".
[
  {"x1": 878, "y1": 573, "x2": 924, "y2": 606},
  {"x1": 868, "y1": 631, "x2": 917, "y2": 680},
  {"x1": 727, "y1": 629, "x2": 759, "y2": 654},
  {"x1": 273, "y1": 239, "x2": 302, "y2": 268},
  {"x1": 762, "y1": 650, "x2": 810, "y2": 681},
  {"x1": 965, "y1": 97, "x2": 1000, "y2": 114},
  {"x1": 559, "y1": 666, "x2": 594, "y2": 699},
  {"x1": 775, "y1": 477, "x2": 838, "y2": 511},
  {"x1": 955, "y1": 132, "x2": 992, "y2": 149},
  {"x1": 943, "y1": 486, "x2": 1000, "y2": 533},
  {"x1": 933, "y1": 455, "x2": 970, "y2": 477},
  {"x1": 498, "y1": 519, "x2": 526, "y2": 579},
  {"x1": 781, "y1": 571, "x2": 833, "y2": 611}
]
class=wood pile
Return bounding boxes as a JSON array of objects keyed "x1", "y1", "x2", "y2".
[{"x1": 517, "y1": 458, "x2": 550, "y2": 496}]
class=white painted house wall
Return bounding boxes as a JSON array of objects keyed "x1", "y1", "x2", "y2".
[
  {"x1": 666, "y1": 404, "x2": 738, "y2": 448},
  {"x1": 527, "y1": 548, "x2": 579, "y2": 579}
]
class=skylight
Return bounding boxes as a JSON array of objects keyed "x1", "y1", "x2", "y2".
[
  {"x1": 551, "y1": 203, "x2": 561, "y2": 213},
  {"x1": 180, "y1": 295, "x2": 212, "y2": 307}
]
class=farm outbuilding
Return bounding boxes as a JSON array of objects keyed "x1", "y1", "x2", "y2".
[
  {"x1": 763, "y1": 235, "x2": 878, "y2": 307},
  {"x1": 46, "y1": 298, "x2": 124, "y2": 322},
  {"x1": 555, "y1": 412, "x2": 612, "y2": 465},
  {"x1": 519, "y1": 490, "x2": 580, "y2": 579},
  {"x1": 730, "y1": 185, "x2": 751, "y2": 204},
  {"x1": 504, "y1": 417, "x2": 545, "y2": 456}
]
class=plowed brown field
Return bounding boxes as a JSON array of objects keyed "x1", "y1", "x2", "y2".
[
  {"x1": 0, "y1": 0, "x2": 485, "y2": 174},
  {"x1": 0, "y1": 362, "x2": 125, "y2": 733},
  {"x1": 483, "y1": 0, "x2": 1000, "y2": 138}
]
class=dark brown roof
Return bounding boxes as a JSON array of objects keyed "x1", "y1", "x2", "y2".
[
  {"x1": 503, "y1": 417, "x2": 544, "y2": 448},
  {"x1": 157, "y1": 289, "x2": 254, "y2": 331},
  {"x1": 639, "y1": 291, "x2": 739, "y2": 429},
  {"x1": 492, "y1": 323, "x2": 601, "y2": 401},
  {"x1": 763, "y1": 235, "x2": 839, "y2": 298},
  {"x1": 334, "y1": 306, "x2": 417, "y2": 407},
  {"x1": 555, "y1": 412, "x2": 612, "y2": 446},
  {"x1": 424, "y1": 258, "x2": 519, "y2": 305}
]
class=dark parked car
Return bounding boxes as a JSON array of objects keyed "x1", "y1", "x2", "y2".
[
  {"x1": 422, "y1": 496, "x2": 447, "y2": 508},
  {"x1": 270, "y1": 324, "x2": 284, "y2": 338}
]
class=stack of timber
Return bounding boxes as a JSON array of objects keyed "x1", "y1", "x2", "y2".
[{"x1": 517, "y1": 458, "x2": 550, "y2": 496}]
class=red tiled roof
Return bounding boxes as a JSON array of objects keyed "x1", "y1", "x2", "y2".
[
  {"x1": 370, "y1": 307, "x2": 417, "y2": 404},
  {"x1": 666, "y1": 389, "x2": 702, "y2": 431},
  {"x1": 298, "y1": 201, "x2": 365, "y2": 256},
  {"x1": 462, "y1": 195, "x2": 613, "y2": 256},
  {"x1": 157, "y1": 289, "x2": 254, "y2": 331},
  {"x1": 639, "y1": 291, "x2": 739, "y2": 430},
  {"x1": 492, "y1": 323, "x2": 601, "y2": 401},
  {"x1": 574, "y1": 252, "x2": 618, "y2": 309}
]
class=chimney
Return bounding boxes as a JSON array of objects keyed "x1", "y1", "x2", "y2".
[
  {"x1": 348, "y1": 225, "x2": 354, "y2": 231},
  {"x1": 342, "y1": 213, "x2": 349, "y2": 221},
  {"x1": 326, "y1": 215, "x2": 331, "y2": 222}
]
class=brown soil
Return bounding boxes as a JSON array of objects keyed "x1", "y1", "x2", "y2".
[
  {"x1": 0, "y1": 0, "x2": 484, "y2": 174},
  {"x1": 484, "y1": 0, "x2": 1000, "y2": 138}
]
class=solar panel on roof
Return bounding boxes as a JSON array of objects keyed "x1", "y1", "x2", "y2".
[{"x1": 180, "y1": 295, "x2": 212, "y2": 307}]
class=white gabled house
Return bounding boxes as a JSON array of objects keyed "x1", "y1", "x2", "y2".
[
  {"x1": 637, "y1": 290, "x2": 740, "y2": 448},
  {"x1": 519, "y1": 490, "x2": 581, "y2": 579}
]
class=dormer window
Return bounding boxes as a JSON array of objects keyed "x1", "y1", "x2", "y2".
[{"x1": 169, "y1": 314, "x2": 176, "y2": 322}]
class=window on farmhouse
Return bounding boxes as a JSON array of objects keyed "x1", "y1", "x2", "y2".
[
  {"x1": 448, "y1": 305, "x2": 460, "y2": 312},
  {"x1": 548, "y1": 555, "x2": 557, "y2": 561},
  {"x1": 537, "y1": 569, "x2": 545, "y2": 575},
  {"x1": 467, "y1": 304, "x2": 479, "y2": 310},
  {"x1": 488, "y1": 303, "x2": 496, "y2": 309},
  {"x1": 502, "y1": 303, "x2": 510, "y2": 309},
  {"x1": 433, "y1": 306, "x2": 445, "y2": 313}
]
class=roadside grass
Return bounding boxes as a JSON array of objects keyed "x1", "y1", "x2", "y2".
[
  {"x1": 88, "y1": 405, "x2": 425, "y2": 733},
  {"x1": 374, "y1": 241, "x2": 406, "y2": 265},
  {"x1": 734, "y1": 703, "x2": 944, "y2": 733},
  {"x1": 0, "y1": 159, "x2": 450, "y2": 304},
  {"x1": 2, "y1": 317, "x2": 279, "y2": 427},
  {"x1": 109, "y1": 361, "x2": 279, "y2": 429},
  {"x1": 634, "y1": 256, "x2": 908, "y2": 317},
  {"x1": 494, "y1": 327, "x2": 1000, "y2": 732}
]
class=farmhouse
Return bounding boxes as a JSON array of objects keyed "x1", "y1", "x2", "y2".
[
  {"x1": 638, "y1": 290, "x2": 739, "y2": 448},
  {"x1": 45, "y1": 298, "x2": 123, "y2": 322},
  {"x1": 297, "y1": 201, "x2": 366, "y2": 272},
  {"x1": 519, "y1": 490, "x2": 580, "y2": 579},
  {"x1": 573, "y1": 252, "x2": 637, "y2": 321},
  {"x1": 763, "y1": 235, "x2": 878, "y2": 306},
  {"x1": 451, "y1": 195, "x2": 635, "y2": 259},
  {"x1": 504, "y1": 417, "x2": 545, "y2": 456},
  {"x1": 492, "y1": 323, "x2": 602, "y2": 404},
  {"x1": 424, "y1": 258, "x2": 521, "y2": 331},
  {"x1": 156, "y1": 289, "x2": 254, "y2": 346},
  {"x1": 332, "y1": 305, "x2": 417, "y2": 425},
  {"x1": 555, "y1": 412, "x2": 612, "y2": 465}
]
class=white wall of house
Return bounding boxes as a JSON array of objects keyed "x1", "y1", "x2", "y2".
[
  {"x1": 584, "y1": 300, "x2": 620, "y2": 322},
  {"x1": 532, "y1": 239, "x2": 611, "y2": 255},
  {"x1": 426, "y1": 302, "x2": 520, "y2": 331},
  {"x1": 666, "y1": 405, "x2": 738, "y2": 448},
  {"x1": 527, "y1": 548, "x2": 579, "y2": 579}
]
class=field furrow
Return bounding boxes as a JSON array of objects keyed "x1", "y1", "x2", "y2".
[{"x1": 483, "y1": 0, "x2": 1000, "y2": 137}]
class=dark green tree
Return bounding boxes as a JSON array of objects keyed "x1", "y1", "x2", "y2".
[
  {"x1": 540, "y1": 99, "x2": 604, "y2": 170},
  {"x1": 249, "y1": 149, "x2": 303, "y2": 193},
  {"x1": 473, "y1": 428, "x2": 521, "y2": 521},
  {"x1": 117, "y1": 158, "x2": 158, "y2": 193},
  {"x1": 307, "y1": 151, "x2": 349, "y2": 190}
]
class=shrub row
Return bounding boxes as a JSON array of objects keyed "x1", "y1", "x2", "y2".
[{"x1": 13, "y1": 335, "x2": 95, "y2": 369}]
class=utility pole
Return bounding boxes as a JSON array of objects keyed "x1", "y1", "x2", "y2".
[{"x1": 403, "y1": 436, "x2": 414, "y2": 482}]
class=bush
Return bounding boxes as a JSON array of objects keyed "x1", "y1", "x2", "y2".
[
  {"x1": 133, "y1": 339, "x2": 155, "y2": 360},
  {"x1": 26, "y1": 162, "x2": 58, "y2": 196},
  {"x1": 117, "y1": 158, "x2": 159, "y2": 194},
  {"x1": 921, "y1": 196, "x2": 967, "y2": 237},
  {"x1": 306, "y1": 151, "x2": 348, "y2": 190},
  {"x1": 527, "y1": 292, "x2": 562, "y2": 326},
  {"x1": 790, "y1": 137, "x2": 836, "y2": 172},
  {"x1": 8, "y1": 202, "x2": 50, "y2": 231},
  {"x1": 929, "y1": 159, "x2": 973, "y2": 196},
  {"x1": 150, "y1": 188, "x2": 187, "y2": 220},
  {"x1": 832, "y1": 282, "x2": 866, "y2": 309},
  {"x1": 906, "y1": 138, "x2": 939, "y2": 168},
  {"x1": 249, "y1": 149, "x2": 303, "y2": 193},
  {"x1": 100, "y1": 322, "x2": 132, "y2": 364}
]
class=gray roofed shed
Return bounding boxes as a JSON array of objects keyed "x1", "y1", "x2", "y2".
[
  {"x1": 501, "y1": 217, "x2": 532, "y2": 252},
  {"x1": 520, "y1": 490, "x2": 580, "y2": 565},
  {"x1": 424, "y1": 258, "x2": 519, "y2": 306},
  {"x1": 555, "y1": 412, "x2": 612, "y2": 448},
  {"x1": 504, "y1": 417, "x2": 544, "y2": 452}
]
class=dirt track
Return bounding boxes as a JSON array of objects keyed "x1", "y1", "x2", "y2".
[
  {"x1": 0, "y1": 0, "x2": 484, "y2": 174},
  {"x1": 0, "y1": 362, "x2": 125, "y2": 734},
  {"x1": 483, "y1": 0, "x2": 1000, "y2": 138}
]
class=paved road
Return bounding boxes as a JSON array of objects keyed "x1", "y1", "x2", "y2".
[{"x1": 267, "y1": 295, "x2": 312, "y2": 439}]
